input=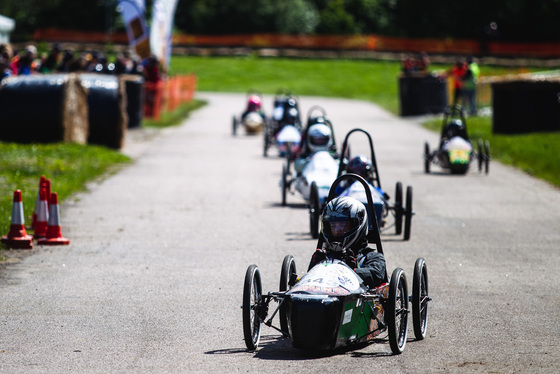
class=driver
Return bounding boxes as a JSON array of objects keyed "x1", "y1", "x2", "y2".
[
  {"x1": 308, "y1": 196, "x2": 386, "y2": 289},
  {"x1": 294, "y1": 123, "x2": 335, "y2": 174},
  {"x1": 241, "y1": 94, "x2": 266, "y2": 122}
]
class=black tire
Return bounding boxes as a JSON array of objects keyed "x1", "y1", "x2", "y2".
[
  {"x1": 412, "y1": 258, "x2": 429, "y2": 340},
  {"x1": 387, "y1": 268, "x2": 409, "y2": 355},
  {"x1": 394, "y1": 182, "x2": 403, "y2": 235},
  {"x1": 477, "y1": 139, "x2": 483, "y2": 172},
  {"x1": 281, "y1": 163, "x2": 288, "y2": 206},
  {"x1": 263, "y1": 123, "x2": 270, "y2": 157},
  {"x1": 309, "y1": 182, "x2": 320, "y2": 239},
  {"x1": 232, "y1": 116, "x2": 238, "y2": 136},
  {"x1": 484, "y1": 140, "x2": 490, "y2": 175},
  {"x1": 242, "y1": 265, "x2": 262, "y2": 351},
  {"x1": 424, "y1": 142, "x2": 430, "y2": 174},
  {"x1": 404, "y1": 186, "x2": 413, "y2": 241},
  {"x1": 279, "y1": 255, "x2": 297, "y2": 335}
]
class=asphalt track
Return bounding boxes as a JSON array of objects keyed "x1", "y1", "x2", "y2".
[{"x1": 1, "y1": 92, "x2": 559, "y2": 373}]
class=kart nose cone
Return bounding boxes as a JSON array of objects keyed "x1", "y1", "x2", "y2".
[{"x1": 288, "y1": 295, "x2": 342, "y2": 350}]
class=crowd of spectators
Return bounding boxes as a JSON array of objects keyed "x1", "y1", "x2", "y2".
[{"x1": 0, "y1": 43, "x2": 162, "y2": 83}]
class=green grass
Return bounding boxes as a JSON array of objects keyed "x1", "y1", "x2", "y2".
[
  {"x1": 0, "y1": 143, "x2": 131, "y2": 248},
  {"x1": 170, "y1": 55, "x2": 534, "y2": 115},
  {"x1": 423, "y1": 116, "x2": 560, "y2": 187}
]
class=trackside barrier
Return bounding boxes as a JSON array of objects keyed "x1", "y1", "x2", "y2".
[{"x1": 143, "y1": 74, "x2": 197, "y2": 120}]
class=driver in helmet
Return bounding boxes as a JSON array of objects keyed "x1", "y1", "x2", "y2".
[
  {"x1": 308, "y1": 196, "x2": 386, "y2": 289},
  {"x1": 294, "y1": 122, "x2": 335, "y2": 174},
  {"x1": 441, "y1": 119, "x2": 467, "y2": 143},
  {"x1": 241, "y1": 94, "x2": 266, "y2": 123},
  {"x1": 346, "y1": 155, "x2": 373, "y2": 182}
]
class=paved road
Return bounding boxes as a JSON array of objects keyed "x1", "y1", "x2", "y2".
[{"x1": 1, "y1": 93, "x2": 559, "y2": 373}]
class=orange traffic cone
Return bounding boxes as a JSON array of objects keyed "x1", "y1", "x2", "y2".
[
  {"x1": 2, "y1": 190, "x2": 33, "y2": 249},
  {"x1": 37, "y1": 192, "x2": 70, "y2": 246},
  {"x1": 31, "y1": 175, "x2": 46, "y2": 229},
  {"x1": 33, "y1": 187, "x2": 49, "y2": 239}
]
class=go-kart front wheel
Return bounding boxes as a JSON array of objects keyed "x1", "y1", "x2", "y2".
[
  {"x1": 309, "y1": 182, "x2": 320, "y2": 239},
  {"x1": 387, "y1": 268, "x2": 409, "y2": 355},
  {"x1": 243, "y1": 265, "x2": 263, "y2": 351},
  {"x1": 403, "y1": 186, "x2": 413, "y2": 241},
  {"x1": 424, "y1": 142, "x2": 431, "y2": 174},
  {"x1": 279, "y1": 255, "x2": 297, "y2": 335},
  {"x1": 412, "y1": 258, "x2": 429, "y2": 340},
  {"x1": 232, "y1": 116, "x2": 238, "y2": 136},
  {"x1": 394, "y1": 182, "x2": 403, "y2": 235}
]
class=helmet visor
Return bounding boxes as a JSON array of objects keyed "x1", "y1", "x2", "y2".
[
  {"x1": 322, "y1": 216, "x2": 359, "y2": 242},
  {"x1": 311, "y1": 135, "x2": 329, "y2": 146}
]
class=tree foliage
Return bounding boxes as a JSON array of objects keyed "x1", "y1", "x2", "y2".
[{"x1": 2, "y1": 0, "x2": 560, "y2": 42}]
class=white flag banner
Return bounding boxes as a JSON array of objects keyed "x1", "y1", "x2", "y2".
[
  {"x1": 150, "y1": 0, "x2": 179, "y2": 70},
  {"x1": 118, "y1": 0, "x2": 150, "y2": 59}
]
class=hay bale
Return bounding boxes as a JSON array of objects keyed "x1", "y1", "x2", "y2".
[
  {"x1": 0, "y1": 74, "x2": 88, "y2": 143},
  {"x1": 80, "y1": 74, "x2": 127, "y2": 149}
]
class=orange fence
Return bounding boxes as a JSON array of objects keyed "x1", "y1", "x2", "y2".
[
  {"x1": 33, "y1": 28, "x2": 560, "y2": 58},
  {"x1": 143, "y1": 74, "x2": 197, "y2": 120}
]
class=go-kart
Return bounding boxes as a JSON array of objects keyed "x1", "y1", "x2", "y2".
[
  {"x1": 424, "y1": 105, "x2": 490, "y2": 174},
  {"x1": 232, "y1": 91, "x2": 266, "y2": 135},
  {"x1": 312, "y1": 128, "x2": 413, "y2": 240},
  {"x1": 280, "y1": 117, "x2": 339, "y2": 209},
  {"x1": 263, "y1": 89, "x2": 302, "y2": 158},
  {"x1": 242, "y1": 174, "x2": 430, "y2": 354}
]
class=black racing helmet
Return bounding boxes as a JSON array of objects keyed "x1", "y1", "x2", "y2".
[
  {"x1": 446, "y1": 119, "x2": 464, "y2": 139},
  {"x1": 321, "y1": 196, "x2": 368, "y2": 253},
  {"x1": 346, "y1": 155, "x2": 373, "y2": 181}
]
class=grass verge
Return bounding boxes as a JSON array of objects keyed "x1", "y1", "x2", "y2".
[
  {"x1": 142, "y1": 99, "x2": 207, "y2": 128},
  {"x1": 423, "y1": 116, "x2": 560, "y2": 187}
]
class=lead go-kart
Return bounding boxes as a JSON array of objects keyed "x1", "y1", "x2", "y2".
[
  {"x1": 424, "y1": 105, "x2": 490, "y2": 174},
  {"x1": 263, "y1": 89, "x2": 302, "y2": 158},
  {"x1": 309, "y1": 128, "x2": 413, "y2": 240},
  {"x1": 242, "y1": 174, "x2": 431, "y2": 354},
  {"x1": 232, "y1": 91, "x2": 266, "y2": 136}
]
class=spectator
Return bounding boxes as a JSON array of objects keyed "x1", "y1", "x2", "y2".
[
  {"x1": 416, "y1": 52, "x2": 430, "y2": 73},
  {"x1": 462, "y1": 56, "x2": 480, "y2": 115},
  {"x1": 447, "y1": 57, "x2": 468, "y2": 106},
  {"x1": 39, "y1": 43, "x2": 62, "y2": 73},
  {"x1": 143, "y1": 55, "x2": 162, "y2": 83},
  {"x1": 17, "y1": 45, "x2": 37, "y2": 75}
]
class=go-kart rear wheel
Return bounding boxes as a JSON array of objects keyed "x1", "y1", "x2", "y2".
[
  {"x1": 403, "y1": 186, "x2": 413, "y2": 241},
  {"x1": 477, "y1": 139, "x2": 483, "y2": 172},
  {"x1": 279, "y1": 255, "x2": 297, "y2": 335},
  {"x1": 484, "y1": 140, "x2": 490, "y2": 174},
  {"x1": 394, "y1": 182, "x2": 403, "y2": 235},
  {"x1": 243, "y1": 265, "x2": 263, "y2": 351},
  {"x1": 387, "y1": 268, "x2": 409, "y2": 355},
  {"x1": 424, "y1": 142, "x2": 430, "y2": 174},
  {"x1": 281, "y1": 163, "x2": 288, "y2": 206},
  {"x1": 412, "y1": 258, "x2": 429, "y2": 340},
  {"x1": 309, "y1": 182, "x2": 320, "y2": 239},
  {"x1": 232, "y1": 116, "x2": 238, "y2": 136}
]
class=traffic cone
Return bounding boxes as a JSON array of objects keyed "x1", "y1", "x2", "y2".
[
  {"x1": 37, "y1": 192, "x2": 70, "y2": 246},
  {"x1": 31, "y1": 175, "x2": 46, "y2": 229},
  {"x1": 1, "y1": 190, "x2": 33, "y2": 249},
  {"x1": 33, "y1": 187, "x2": 49, "y2": 239}
]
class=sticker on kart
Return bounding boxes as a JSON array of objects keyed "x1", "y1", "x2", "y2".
[{"x1": 290, "y1": 261, "x2": 363, "y2": 295}]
